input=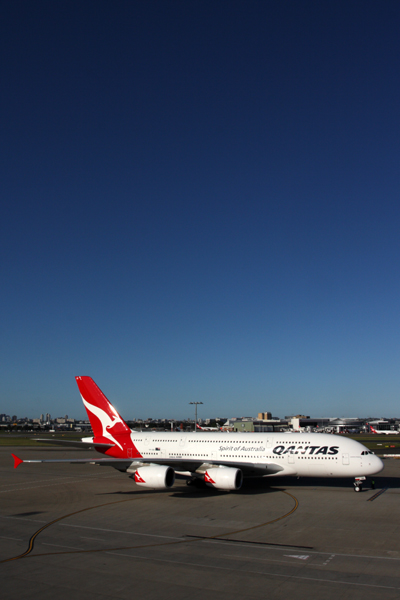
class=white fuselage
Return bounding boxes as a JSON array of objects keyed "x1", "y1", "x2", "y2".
[{"x1": 126, "y1": 431, "x2": 384, "y2": 479}]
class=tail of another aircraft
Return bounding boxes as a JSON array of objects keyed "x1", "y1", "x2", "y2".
[{"x1": 75, "y1": 376, "x2": 131, "y2": 446}]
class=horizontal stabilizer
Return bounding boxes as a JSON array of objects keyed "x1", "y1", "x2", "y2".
[
  {"x1": 11, "y1": 453, "x2": 24, "y2": 469},
  {"x1": 35, "y1": 439, "x2": 114, "y2": 449}
]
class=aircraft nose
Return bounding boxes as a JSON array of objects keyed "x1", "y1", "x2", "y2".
[
  {"x1": 375, "y1": 455, "x2": 384, "y2": 474},
  {"x1": 363, "y1": 453, "x2": 384, "y2": 475},
  {"x1": 368, "y1": 454, "x2": 384, "y2": 475}
]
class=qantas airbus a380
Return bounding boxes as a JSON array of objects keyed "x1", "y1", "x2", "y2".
[{"x1": 12, "y1": 377, "x2": 384, "y2": 492}]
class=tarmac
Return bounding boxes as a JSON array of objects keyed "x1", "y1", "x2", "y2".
[{"x1": 1, "y1": 446, "x2": 400, "y2": 600}]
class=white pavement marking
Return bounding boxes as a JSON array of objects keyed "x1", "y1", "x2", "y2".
[
  {"x1": 0, "y1": 473, "x2": 118, "y2": 491},
  {"x1": 0, "y1": 473, "x2": 122, "y2": 493},
  {"x1": 42, "y1": 543, "x2": 82, "y2": 550},
  {"x1": 60, "y1": 523, "x2": 181, "y2": 540},
  {"x1": 0, "y1": 473, "x2": 119, "y2": 488},
  {"x1": 223, "y1": 554, "x2": 312, "y2": 566},
  {"x1": 0, "y1": 515, "x2": 48, "y2": 524},
  {"x1": 198, "y1": 537, "x2": 400, "y2": 561},
  {"x1": 2, "y1": 514, "x2": 400, "y2": 567},
  {"x1": 55, "y1": 522, "x2": 400, "y2": 564},
  {"x1": 104, "y1": 552, "x2": 400, "y2": 590},
  {"x1": 0, "y1": 478, "x2": 60, "y2": 488}
]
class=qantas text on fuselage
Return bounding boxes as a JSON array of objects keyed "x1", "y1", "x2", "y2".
[{"x1": 12, "y1": 376, "x2": 384, "y2": 492}]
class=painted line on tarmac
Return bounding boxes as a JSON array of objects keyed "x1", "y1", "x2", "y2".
[
  {"x1": 42, "y1": 543, "x2": 82, "y2": 550},
  {"x1": 4, "y1": 507, "x2": 400, "y2": 565},
  {"x1": 103, "y1": 551, "x2": 400, "y2": 590},
  {"x1": 0, "y1": 490, "x2": 299, "y2": 563},
  {"x1": 223, "y1": 553, "x2": 312, "y2": 565},
  {"x1": 0, "y1": 473, "x2": 116, "y2": 489},
  {"x1": 185, "y1": 535, "x2": 313, "y2": 550},
  {"x1": 0, "y1": 472, "x2": 122, "y2": 494},
  {"x1": 61, "y1": 523, "x2": 181, "y2": 540},
  {"x1": 0, "y1": 515, "x2": 48, "y2": 524},
  {"x1": 193, "y1": 538, "x2": 400, "y2": 562},
  {"x1": 322, "y1": 553, "x2": 335, "y2": 566},
  {"x1": 367, "y1": 487, "x2": 388, "y2": 501},
  {"x1": 0, "y1": 494, "x2": 155, "y2": 563}
]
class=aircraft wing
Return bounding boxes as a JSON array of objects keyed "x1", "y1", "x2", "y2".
[{"x1": 12, "y1": 453, "x2": 284, "y2": 476}]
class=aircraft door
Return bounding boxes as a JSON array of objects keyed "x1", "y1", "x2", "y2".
[
  {"x1": 288, "y1": 452, "x2": 295, "y2": 464},
  {"x1": 342, "y1": 453, "x2": 349, "y2": 465}
]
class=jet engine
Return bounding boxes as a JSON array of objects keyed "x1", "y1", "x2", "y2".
[
  {"x1": 131, "y1": 465, "x2": 175, "y2": 489},
  {"x1": 204, "y1": 467, "x2": 243, "y2": 490}
]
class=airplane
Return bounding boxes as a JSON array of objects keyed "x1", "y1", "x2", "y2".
[
  {"x1": 368, "y1": 423, "x2": 399, "y2": 435},
  {"x1": 12, "y1": 376, "x2": 384, "y2": 493},
  {"x1": 196, "y1": 423, "x2": 222, "y2": 431}
]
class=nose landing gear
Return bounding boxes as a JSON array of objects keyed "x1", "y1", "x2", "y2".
[{"x1": 353, "y1": 476, "x2": 366, "y2": 492}]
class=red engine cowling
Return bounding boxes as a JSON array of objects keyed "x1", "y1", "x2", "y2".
[
  {"x1": 133, "y1": 465, "x2": 175, "y2": 489},
  {"x1": 204, "y1": 467, "x2": 243, "y2": 490}
]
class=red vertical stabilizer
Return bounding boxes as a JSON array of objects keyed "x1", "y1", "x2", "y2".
[{"x1": 75, "y1": 376, "x2": 142, "y2": 458}]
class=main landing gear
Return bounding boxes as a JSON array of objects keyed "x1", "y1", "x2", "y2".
[
  {"x1": 353, "y1": 476, "x2": 366, "y2": 492},
  {"x1": 186, "y1": 476, "x2": 204, "y2": 488}
]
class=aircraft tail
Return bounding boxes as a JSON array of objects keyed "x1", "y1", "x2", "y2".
[{"x1": 75, "y1": 376, "x2": 131, "y2": 440}]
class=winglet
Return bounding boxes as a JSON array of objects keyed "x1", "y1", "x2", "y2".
[{"x1": 12, "y1": 453, "x2": 24, "y2": 469}]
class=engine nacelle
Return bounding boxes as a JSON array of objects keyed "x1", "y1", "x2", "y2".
[
  {"x1": 204, "y1": 467, "x2": 243, "y2": 490},
  {"x1": 132, "y1": 465, "x2": 175, "y2": 489}
]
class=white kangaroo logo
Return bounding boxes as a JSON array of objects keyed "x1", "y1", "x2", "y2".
[{"x1": 82, "y1": 397, "x2": 125, "y2": 450}]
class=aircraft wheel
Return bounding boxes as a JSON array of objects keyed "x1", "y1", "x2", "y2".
[{"x1": 354, "y1": 485, "x2": 361, "y2": 492}]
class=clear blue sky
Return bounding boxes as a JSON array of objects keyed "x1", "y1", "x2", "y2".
[{"x1": 1, "y1": 1, "x2": 400, "y2": 420}]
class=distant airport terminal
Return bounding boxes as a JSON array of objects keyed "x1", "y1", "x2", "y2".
[{"x1": 1, "y1": 410, "x2": 399, "y2": 435}]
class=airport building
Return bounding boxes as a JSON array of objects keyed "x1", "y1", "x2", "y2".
[
  {"x1": 258, "y1": 412, "x2": 272, "y2": 420},
  {"x1": 229, "y1": 418, "x2": 289, "y2": 433}
]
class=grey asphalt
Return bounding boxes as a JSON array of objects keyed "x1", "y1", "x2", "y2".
[{"x1": 1, "y1": 446, "x2": 400, "y2": 600}]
